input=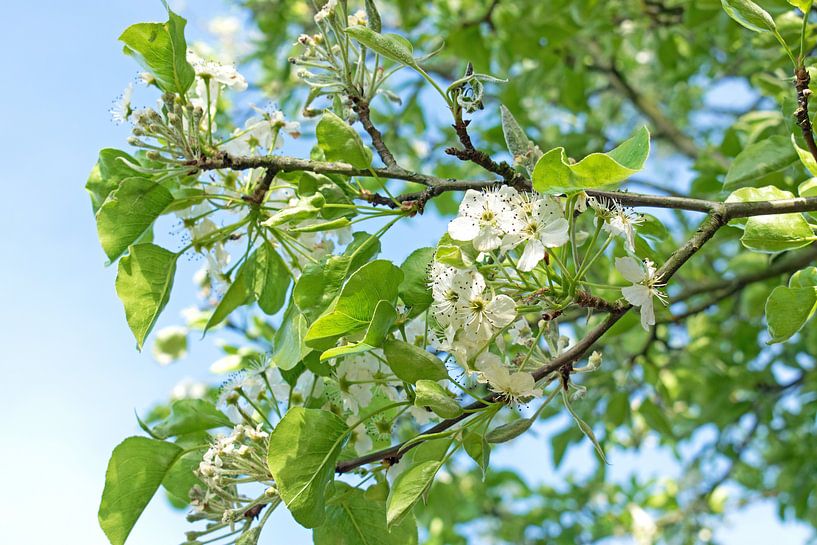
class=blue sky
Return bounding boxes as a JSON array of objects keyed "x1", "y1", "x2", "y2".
[{"x1": 0, "y1": 1, "x2": 812, "y2": 544}]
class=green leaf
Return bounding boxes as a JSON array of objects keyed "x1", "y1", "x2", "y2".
[
  {"x1": 272, "y1": 304, "x2": 309, "y2": 370},
  {"x1": 152, "y1": 399, "x2": 231, "y2": 439},
  {"x1": 386, "y1": 460, "x2": 441, "y2": 528},
  {"x1": 532, "y1": 126, "x2": 650, "y2": 193},
  {"x1": 364, "y1": 0, "x2": 382, "y2": 32},
  {"x1": 161, "y1": 432, "x2": 208, "y2": 506},
  {"x1": 382, "y1": 339, "x2": 449, "y2": 383},
  {"x1": 86, "y1": 149, "x2": 142, "y2": 213},
  {"x1": 463, "y1": 430, "x2": 491, "y2": 478},
  {"x1": 791, "y1": 136, "x2": 817, "y2": 177},
  {"x1": 96, "y1": 177, "x2": 174, "y2": 262},
  {"x1": 721, "y1": 0, "x2": 777, "y2": 33},
  {"x1": 399, "y1": 247, "x2": 434, "y2": 316},
  {"x1": 320, "y1": 300, "x2": 398, "y2": 360},
  {"x1": 305, "y1": 260, "x2": 403, "y2": 346},
  {"x1": 316, "y1": 111, "x2": 372, "y2": 170},
  {"x1": 314, "y1": 482, "x2": 418, "y2": 545},
  {"x1": 294, "y1": 255, "x2": 352, "y2": 323},
  {"x1": 726, "y1": 186, "x2": 815, "y2": 252},
  {"x1": 263, "y1": 193, "x2": 325, "y2": 227},
  {"x1": 344, "y1": 26, "x2": 417, "y2": 67},
  {"x1": 485, "y1": 418, "x2": 533, "y2": 444},
  {"x1": 638, "y1": 398, "x2": 674, "y2": 436},
  {"x1": 119, "y1": 7, "x2": 195, "y2": 94},
  {"x1": 98, "y1": 437, "x2": 182, "y2": 545},
  {"x1": 790, "y1": 266, "x2": 817, "y2": 287},
  {"x1": 789, "y1": 0, "x2": 814, "y2": 11},
  {"x1": 500, "y1": 105, "x2": 542, "y2": 174},
  {"x1": 799, "y1": 177, "x2": 817, "y2": 197},
  {"x1": 723, "y1": 136, "x2": 798, "y2": 189},
  {"x1": 253, "y1": 242, "x2": 290, "y2": 315},
  {"x1": 205, "y1": 254, "x2": 255, "y2": 332},
  {"x1": 235, "y1": 528, "x2": 262, "y2": 545},
  {"x1": 413, "y1": 380, "x2": 462, "y2": 419},
  {"x1": 115, "y1": 244, "x2": 178, "y2": 350},
  {"x1": 266, "y1": 407, "x2": 349, "y2": 528},
  {"x1": 765, "y1": 285, "x2": 817, "y2": 343}
]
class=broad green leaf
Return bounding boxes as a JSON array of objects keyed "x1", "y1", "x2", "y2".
[
  {"x1": 638, "y1": 398, "x2": 674, "y2": 436},
  {"x1": 721, "y1": 0, "x2": 777, "y2": 33},
  {"x1": 532, "y1": 126, "x2": 650, "y2": 193},
  {"x1": 383, "y1": 339, "x2": 449, "y2": 383},
  {"x1": 726, "y1": 186, "x2": 815, "y2": 252},
  {"x1": 790, "y1": 266, "x2": 817, "y2": 288},
  {"x1": 205, "y1": 254, "x2": 255, "y2": 332},
  {"x1": 344, "y1": 26, "x2": 417, "y2": 67},
  {"x1": 799, "y1": 177, "x2": 817, "y2": 197},
  {"x1": 320, "y1": 300, "x2": 397, "y2": 360},
  {"x1": 305, "y1": 260, "x2": 403, "y2": 346},
  {"x1": 500, "y1": 105, "x2": 542, "y2": 174},
  {"x1": 399, "y1": 247, "x2": 434, "y2": 316},
  {"x1": 386, "y1": 460, "x2": 441, "y2": 528},
  {"x1": 314, "y1": 482, "x2": 418, "y2": 545},
  {"x1": 463, "y1": 430, "x2": 491, "y2": 478},
  {"x1": 119, "y1": 8, "x2": 195, "y2": 94},
  {"x1": 152, "y1": 399, "x2": 231, "y2": 439},
  {"x1": 485, "y1": 418, "x2": 533, "y2": 444},
  {"x1": 788, "y1": 1, "x2": 813, "y2": 11},
  {"x1": 266, "y1": 407, "x2": 349, "y2": 528},
  {"x1": 765, "y1": 285, "x2": 817, "y2": 343},
  {"x1": 413, "y1": 380, "x2": 462, "y2": 419},
  {"x1": 86, "y1": 149, "x2": 142, "y2": 213},
  {"x1": 161, "y1": 432, "x2": 208, "y2": 506},
  {"x1": 96, "y1": 177, "x2": 174, "y2": 262},
  {"x1": 791, "y1": 136, "x2": 817, "y2": 176},
  {"x1": 344, "y1": 231, "x2": 382, "y2": 273},
  {"x1": 98, "y1": 437, "x2": 182, "y2": 545},
  {"x1": 253, "y1": 242, "x2": 290, "y2": 315},
  {"x1": 271, "y1": 304, "x2": 309, "y2": 370},
  {"x1": 294, "y1": 255, "x2": 352, "y2": 323},
  {"x1": 723, "y1": 136, "x2": 798, "y2": 189},
  {"x1": 316, "y1": 111, "x2": 372, "y2": 170},
  {"x1": 116, "y1": 244, "x2": 178, "y2": 350}
]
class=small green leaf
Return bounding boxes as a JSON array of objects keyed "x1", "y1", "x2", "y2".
[
  {"x1": 86, "y1": 149, "x2": 142, "y2": 213},
  {"x1": 320, "y1": 300, "x2": 398, "y2": 360},
  {"x1": 463, "y1": 430, "x2": 491, "y2": 478},
  {"x1": 383, "y1": 339, "x2": 449, "y2": 383},
  {"x1": 500, "y1": 105, "x2": 542, "y2": 174},
  {"x1": 721, "y1": 0, "x2": 777, "y2": 33},
  {"x1": 305, "y1": 260, "x2": 403, "y2": 346},
  {"x1": 413, "y1": 380, "x2": 462, "y2": 419},
  {"x1": 316, "y1": 111, "x2": 372, "y2": 170},
  {"x1": 788, "y1": 1, "x2": 813, "y2": 11},
  {"x1": 119, "y1": 7, "x2": 195, "y2": 94},
  {"x1": 765, "y1": 285, "x2": 817, "y2": 343},
  {"x1": 485, "y1": 418, "x2": 533, "y2": 444},
  {"x1": 289, "y1": 217, "x2": 352, "y2": 233},
  {"x1": 253, "y1": 242, "x2": 291, "y2": 315},
  {"x1": 314, "y1": 482, "x2": 418, "y2": 545},
  {"x1": 266, "y1": 407, "x2": 349, "y2": 528},
  {"x1": 263, "y1": 193, "x2": 325, "y2": 227},
  {"x1": 96, "y1": 177, "x2": 174, "y2": 262},
  {"x1": 272, "y1": 304, "x2": 309, "y2": 370},
  {"x1": 399, "y1": 247, "x2": 434, "y2": 316},
  {"x1": 205, "y1": 254, "x2": 255, "y2": 332},
  {"x1": 115, "y1": 244, "x2": 178, "y2": 350},
  {"x1": 799, "y1": 177, "x2": 817, "y2": 197},
  {"x1": 791, "y1": 135, "x2": 817, "y2": 177},
  {"x1": 723, "y1": 136, "x2": 798, "y2": 189},
  {"x1": 726, "y1": 186, "x2": 815, "y2": 252},
  {"x1": 790, "y1": 266, "x2": 817, "y2": 288},
  {"x1": 98, "y1": 437, "x2": 183, "y2": 545},
  {"x1": 386, "y1": 461, "x2": 441, "y2": 528},
  {"x1": 364, "y1": 0, "x2": 382, "y2": 32},
  {"x1": 152, "y1": 399, "x2": 232, "y2": 439},
  {"x1": 344, "y1": 26, "x2": 417, "y2": 67},
  {"x1": 532, "y1": 126, "x2": 650, "y2": 193}
]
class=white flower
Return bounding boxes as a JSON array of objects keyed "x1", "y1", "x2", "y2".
[
  {"x1": 290, "y1": 370, "x2": 324, "y2": 406},
  {"x1": 448, "y1": 186, "x2": 523, "y2": 252},
  {"x1": 222, "y1": 109, "x2": 300, "y2": 155},
  {"x1": 110, "y1": 83, "x2": 134, "y2": 124},
  {"x1": 453, "y1": 271, "x2": 517, "y2": 340},
  {"x1": 187, "y1": 49, "x2": 248, "y2": 91},
  {"x1": 616, "y1": 256, "x2": 666, "y2": 331},
  {"x1": 602, "y1": 202, "x2": 644, "y2": 252},
  {"x1": 502, "y1": 194, "x2": 569, "y2": 271},
  {"x1": 171, "y1": 378, "x2": 208, "y2": 400},
  {"x1": 151, "y1": 325, "x2": 188, "y2": 365},
  {"x1": 334, "y1": 357, "x2": 377, "y2": 412},
  {"x1": 476, "y1": 354, "x2": 540, "y2": 403},
  {"x1": 314, "y1": 0, "x2": 338, "y2": 23},
  {"x1": 347, "y1": 9, "x2": 367, "y2": 26}
]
